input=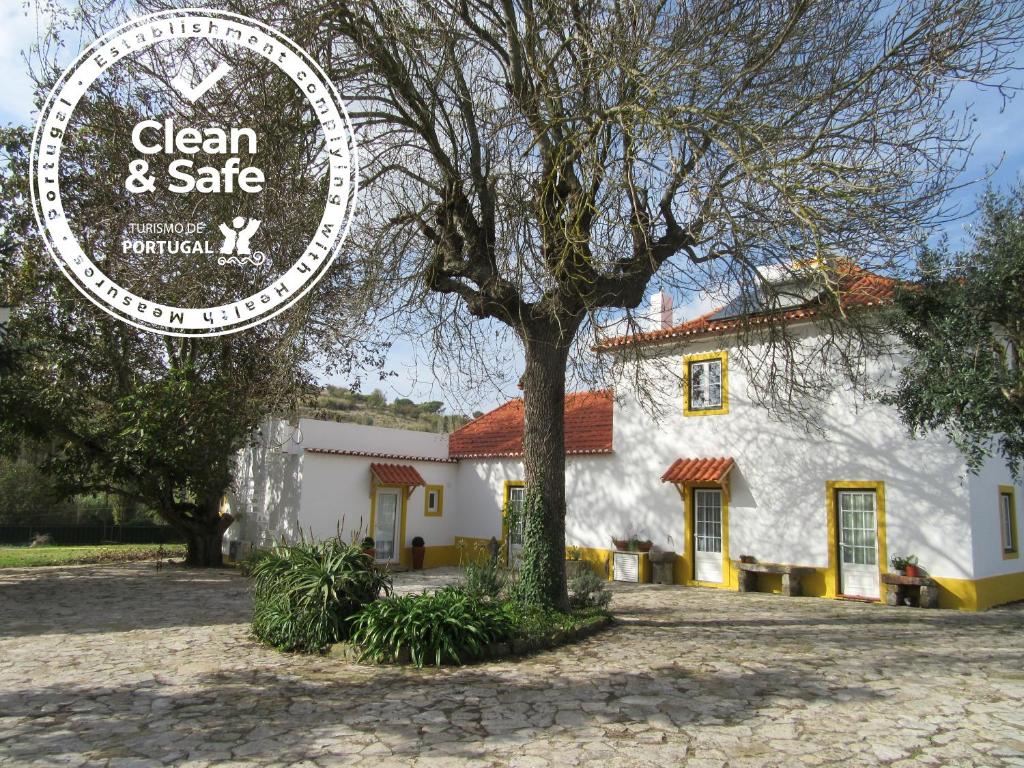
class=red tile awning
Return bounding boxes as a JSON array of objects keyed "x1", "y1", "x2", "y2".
[
  {"x1": 370, "y1": 463, "x2": 426, "y2": 486},
  {"x1": 661, "y1": 457, "x2": 735, "y2": 485}
]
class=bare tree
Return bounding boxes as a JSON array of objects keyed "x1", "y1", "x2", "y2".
[{"x1": 57, "y1": 0, "x2": 1024, "y2": 601}]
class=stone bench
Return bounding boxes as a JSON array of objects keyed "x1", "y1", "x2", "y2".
[
  {"x1": 881, "y1": 573, "x2": 939, "y2": 608},
  {"x1": 736, "y1": 562, "x2": 816, "y2": 597}
]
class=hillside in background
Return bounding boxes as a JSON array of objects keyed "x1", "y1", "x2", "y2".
[{"x1": 301, "y1": 386, "x2": 482, "y2": 433}]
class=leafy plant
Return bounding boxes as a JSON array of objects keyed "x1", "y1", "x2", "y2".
[
  {"x1": 568, "y1": 569, "x2": 612, "y2": 610},
  {"x1": 566, "y1": 546, "x2": 582, "y2": 561},
  {"x1": 250, "y1": 536, "x2": 391, "y2": 653},
  {"x1": 503, "y1": 601, "x2": 608, "y2": 642},
  {"x1": 459, "y1": 542, "x2": 506, "y2": 600},
  {"x1": 888, "y1": 185, "x2": 1024, "y2": 477},
  {"x1": 889, "y1": 553, "x2": 917, "y2": 572},
  {"x1": 349, "y1": 586, "x2": 516, "y2": 667}
]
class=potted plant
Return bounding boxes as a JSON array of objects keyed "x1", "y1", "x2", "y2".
[
  {"x1": 361, "y1": 536, "x2": 376, "y2": 559},
  {"x1": 903, "y1": 554, "x2": 920, "y2": 578},
  {"x1": 612, "y1": 537, "x2": 629, "y2": 550},
  {"x1": 411, "y1": 536, "x2": 425, "y2": 570},
  {"x1": 890, "y1": 553, "x2": 907, "y2": 575},
  {"x1": 635, "y1": 540, "x2": 653, "y2": 553},
  {"x1": 739, "y1": 554, "x2": 756, "y2": 564}
]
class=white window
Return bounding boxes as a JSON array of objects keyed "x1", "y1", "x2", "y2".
[
  {"x1": 689, "y1": 359, "x2": 723, "y2": 411},
  {"x1": 424, "y1": 484, "x2": 443, "y2": 517}
]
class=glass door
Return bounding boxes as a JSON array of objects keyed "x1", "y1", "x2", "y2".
[
  {"x1": 506, "y1": 485, "x2": 525, "y2": 568},
  {"x1": 838, "y1": 490, "x2": 879, "y2": 598},
  {"x1": 374, "y1": 489, "x2": 400, "y2": 563},
  {"x1": 693, "y1": 488, "x2": 723, "y2": 583}
]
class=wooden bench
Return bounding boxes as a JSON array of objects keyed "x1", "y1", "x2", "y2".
[
  {"x1": 736, "y1": 562, "x2": 816, "y2": 597},
  {"x1": 881, "y1": 573, "x2": 939, "y2": 608}
]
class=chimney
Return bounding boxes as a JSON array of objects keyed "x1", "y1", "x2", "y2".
[{"x1": 649, "y1": 290, "x2": 674, "y2": 330}]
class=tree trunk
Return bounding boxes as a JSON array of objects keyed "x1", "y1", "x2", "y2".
[
  {"x1": 184, "y1": 529, "x2": 228, "y2": 567},
  {"x1": 159, "y1": 495, "x2": 233, "y2": 568},
  {"x1": 519, "y1": 328, "x2": 574, "y2": 611}
]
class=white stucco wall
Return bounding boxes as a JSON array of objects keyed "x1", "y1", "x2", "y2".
[
  {"x1": 225, "y1": 420, "x2": 303, "y2": 550},
  {"x1": 596, "y1": 329, "x2": 989, "y2": 581},
  {"x1": 231, "y1": 333, "x2": 1023, "y2": 589},
  {"x1": 294, "y1": 418, "x2": 449, "y2": 458},
  {"x1": 967, "y1": 454, "x2": 1024, "y2": 579},
  {"x1": 454, "y1": 458, "x2": 521, "y2": 541},
  {"x1": 299, "y1": 453, "x2": 460, "y2": 548}
]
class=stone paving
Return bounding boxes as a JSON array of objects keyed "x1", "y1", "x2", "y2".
[{"x1": 1, "y1": 563, "x2": 1023, "y2": 767}]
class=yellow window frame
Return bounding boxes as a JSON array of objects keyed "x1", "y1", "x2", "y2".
[
  {"x1": 999, "y1": 485, "x2": 1019, "y2": 559},
  {"x1": 424, "y1": 484, "x2": 444, "y2": 517},
  {"x1": 683, "y1": 350, "x2": 729, "y2": 416}
]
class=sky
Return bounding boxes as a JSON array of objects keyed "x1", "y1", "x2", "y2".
[{"x1": 2, "y1": 2, "x2": 1023, "y2": 415}]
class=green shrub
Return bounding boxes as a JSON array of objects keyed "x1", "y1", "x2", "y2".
[
  {"x1": 349, "y1": 586, "x2": 516, "y2": 667},
  {"x1": 568, "y1": 569, "x2": 611, "y2": 609},
  {"x1": 503, "y1": 601, "x2": 608, "y2": 642},
  {"x1": 250, "y1": 537, "x2": 391, "y2": 653},
  {"x1": 459, "y1": 548, "x2": 506, "y2": 601}
]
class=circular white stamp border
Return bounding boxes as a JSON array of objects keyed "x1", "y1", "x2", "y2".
[{"x1": 30, "y1": 8, "x2": 358, "y2": 336}]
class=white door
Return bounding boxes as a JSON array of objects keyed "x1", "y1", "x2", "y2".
[
  {"x1": 693, "y1": 488, "x2": 723, "y2": 583},
  {"x1": 374, "y1": 489, "x2": 400, "y2": 563},
  {"x1": 506, "y1": 486, "x2": 525, "y2": 568},
  {"x1": 838, "y1": 490, "x2": 880, "y2": 599}
]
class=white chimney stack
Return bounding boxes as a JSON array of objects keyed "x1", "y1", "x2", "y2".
[{"x1": 649, "y1": 290, "x2": 674, "y2": 330}]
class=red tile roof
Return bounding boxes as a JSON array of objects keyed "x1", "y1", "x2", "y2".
[
  {"x1": 598, "y1": 266, "x2": 898, "y2": 350},
  {"x1": 449, "y1": 390, "x2": 613, "y2": 458},
  {"x1": 370, "y1": 463, "x2": 426, "y2": 486},
  {"x1": 661, "y1": 457, "x2": 735, "y2": 484}
]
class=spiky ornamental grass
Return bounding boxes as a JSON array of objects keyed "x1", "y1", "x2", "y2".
[
  {"x1": 250, "y1": 537, "x2": 392, "y2": 653},
  {"x1": 348, "y1": 586, "x2": 517, "y2": 667}
]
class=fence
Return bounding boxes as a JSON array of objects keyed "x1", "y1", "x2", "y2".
[{"x1": 0, "y1": 523, "x2": 184, "y2": 546}]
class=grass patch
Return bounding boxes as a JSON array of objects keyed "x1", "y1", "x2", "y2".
[{"x1": 0, "y1": 543, "x2": 185, "y2": 568}]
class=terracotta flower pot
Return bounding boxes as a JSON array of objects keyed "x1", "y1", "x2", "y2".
[
  {"x1": 612, "y1": 539, "x2": 629, "y2": 550},
  {"x1": 411, "y1": 545, "x2": 425, "y2": 570},
  {"x1": 904, "y1": 564, "x2": 920, "y2": 578},
  {"x1": 636, "y1": 541, "x2": 653, "y2": 553}
]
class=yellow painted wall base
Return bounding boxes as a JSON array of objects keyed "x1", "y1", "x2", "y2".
[
  {"x1": 574, "y1": 546, "x2": 612, "y2": 577},
  {"x1": 419, "y1": 545, "x2": 460, "y2": 569},
  {"x1": 931, "y1": 572, "x2": 1024, "y2": 611}
]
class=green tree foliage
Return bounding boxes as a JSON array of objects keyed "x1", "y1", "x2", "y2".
[
  {"x1": 0, "y1": 456, "x2": 73, "y2": 525},
  {"x1": 305, "y1": 386, "x2": 469, "y2": 432},
  {"x1": 0, "y1": 96, "x2": 377, "y2": 566},
  {"x1": 888, "y1": 186, "x2": 1024, "y2": 475}
]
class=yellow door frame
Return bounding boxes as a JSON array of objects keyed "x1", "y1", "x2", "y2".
[
  {"x1": 679, "y1": 482, "x2": 733, "y2": 589},
  {"x1": 369, "y1": 481, "x2": 410, "y2": 567},
  {"x1": 825, "y1": 480, "x2": 887, "y2": 599}
]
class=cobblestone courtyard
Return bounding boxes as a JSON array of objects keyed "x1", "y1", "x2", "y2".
[{"x1": 1, "y1": 564, "x2": 1022, "y2": 767}]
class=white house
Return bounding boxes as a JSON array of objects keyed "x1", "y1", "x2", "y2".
[{"x1": 226, "y1": 267, "x2": 1024, "y2": 611}]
